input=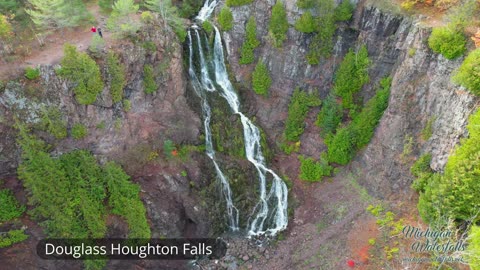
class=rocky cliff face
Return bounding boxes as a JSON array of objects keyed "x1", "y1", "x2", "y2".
[
  {"x1": 221, "y1": 1, "x2": 478, "y2": 199},
  {"x1": 0, "y1": 19, "x2": 213, "y2": 269}
]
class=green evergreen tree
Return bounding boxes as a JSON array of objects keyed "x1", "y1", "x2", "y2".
[
  {"x1": 106, "y1": 52, "x2": 126, "y2": 103},
  {"x1": 226, "y1": 0, "x2": 254, "y2": 6},
  {"x1": 269, "y1": 1, "x2": 289, "y2": 48},
  {"x1": 334, "y1": 0, "x2": 354, "y2": 22},
  {"x1": 107, "y1": 0, "x2": 140, "y2": 38},
  {"x1": 144, "y1": 0, "x2": 186, "y2": 41},
  {"x1": 453, "y1": 48, "x2": 480, "y2": 95},
  {"x1": 240, "y1": 16, "x2": 260, "y2": 64},
  {"x1": 295, "y1": 11, "x2": 315, "y2": 33},
  {"x1": 428, "y1": 26, "x2": 466, "y2": 60},
  {"x1": 218, "y1": 7, "x2": 233, "y2": 31},
  {"x1": 57, "y1": 44, "x2": 104, "y2": 105},
  {"x1": 316, "y1": 94, "x2": 343, "y2": 137},
  {"x1": 27, "y1": 0, "x2": 90, "y2": 30},
  {"x1": 284, "y1": 88, "x2": 321, "y2": 142},
  {"x1": 251, "y1": 61, "x2": 272, "y2": 96}
]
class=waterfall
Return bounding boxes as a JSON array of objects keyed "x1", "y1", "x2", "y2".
[{"x1": 187, "y1": 1, "x2": 288, "y2": 237}]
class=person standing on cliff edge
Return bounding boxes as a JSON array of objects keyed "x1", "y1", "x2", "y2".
[
  {"x1": 97, "y1": 27, "x2": 103, "y2": 38},
  {"x1": 90, "y1": 26, "x2": 96, "y2": 33}
]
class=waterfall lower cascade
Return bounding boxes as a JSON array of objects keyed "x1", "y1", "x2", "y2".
[{"x1": 187, "y1": 2, "x2": 288, "y2": 237}]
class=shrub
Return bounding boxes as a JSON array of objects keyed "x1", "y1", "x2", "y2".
[
  {"x1": 334, "y1": 0, "x2": 354, "y2": 22},
  {"x1": 123, "y1": 99, "x2": 131, "y2": 112},
  {"x1": 163, "y1": 139, "x2": 176, "y2": 159},
  {"x1": 315, "y1": 94, "x2": 343, "y2": 137},
  {"x1": 71, "y1": 123, "x2": 88, "y2": 139},
  {"x1": 142, "y1": 41, "x2": 157, "y2": 53},
  {"x1": 428, "y1": 27, "x2": 466, "y2": 60},
  {"x1": 0, "y1": 189, "x2": 25, "y2": 222},
  {"x1": 140, "y1": 11, "x2": 154, "y2": 23},
  {"x1": 240, "y1": 16, "x2": 260, "y2": 65},
  {"x1": 57, "y1": 44, "x2": 104, "y2": 105},
  {"x1": 106, "y1": 52, "x2": 126, "y2": 103},
  {"x1": 284, "y1": 88, "x2": 321, "y2": 142},
  {"x1": 0, "y1": 229, "x2": 28, "y2": 248},
  {"x1": 251, "y1": 61, "x2": 272, "y2": 96},
  {"x1": 39, "y1": 107, "x2": 67, "y2": 139},
  {"x1": 452, "y1": 49, "x2": 480, "y2": 96},
  {"x1": 202, "y1": 20, "x2": 213, "y2": 33},
  {"x1": 295, "y1": 11, "x2": 316, "y2": 33},
  {"x1": 269, "y1": 1, "x2": 289, "y2": 48},
  {"x1": 218, "y1": 7, "x2": 233, "y2": 31},
  {"x1": 88, "y1": 34, "x2": 105, "y2": 57},
  {"x1": 24, "y1": 67, "x2": 40, "y2": 80},
  {"x1": 0, "y1": 15, "x2": 12, "y2": 39},
  {"x1": 226, "y1": 0, "x2": 253, "y2": 7},
  {"x1": 421, "y1": 116, "x2": 435, "y2": 140},
  {"x1": 410, "y1": 153, "x2": 432, "y2": 177},
  {"x1": 333, "y1": 45, "x2": 370, "y2": 109},
  {"x1": 299, "y1": 154, "x2": 332, "y2": 182},
  {"x1": 143, "y1": 64, "x2": 157, "y2": 94}
]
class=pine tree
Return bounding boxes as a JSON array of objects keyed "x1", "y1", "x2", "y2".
[
  {"x1": 269, "y1": 1, "x2": 289, "y2": 48},
  {"x1": 218, "y1": 7, "x2": 233, "y2": 31},
  {"x1": 240, "y1": 16, "x2": 260, "y2": 64},
  {"x1": 107, "y1": 0, "x2": 140, "y2": 38},
  {"x1": 144, "y1": 0, "x2": 186, "y2": 41},
  {"x1": 295, "y1": 11, "x2": 315, "y2": 33},
  {"x1": 27, "y1": 0, "x2": 89, "y2": 31},
  {"x1": 252, "y1": 61, "x2": 271, "y2": 96}
]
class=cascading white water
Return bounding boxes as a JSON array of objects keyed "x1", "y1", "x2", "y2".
[
  {"x1": 187, "y1": 30, "x2": 239, "y2": 231},
  {"x1": 187, "y1": 1, "x2": 288, "y2": 237},
  {"x1": 196, "y1": 0, "x2": 219, "y2": 22}
]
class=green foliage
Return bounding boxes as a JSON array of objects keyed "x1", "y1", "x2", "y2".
[
  {"x1": 333, "y1": 45, "x2": 370, "y2": 109},
  {"x1": 410, "y1": 153, "x2": 432, "y2": 177},
  {"x1": 88, "y1": 35, "x2": 105, "y2": 57},
  {"x1": 202, "y1": 20, "x2": 213, "y2": 33},
  {"x1": 284, "y1": 88, "x2": 321, "y2": 142},
  {"x1": 315, "y1": 94, "x2": 343, "y2": 137},
  {"x1": 447, "y1": 0, "x2": 478, "y2": 29},
  {"x1": 178, "y1": 0, "x2": 203, "y2": 18},
  {"x1": 143, "y1": 64, "x2": 157, "y2": 94},
  {"x1": 39, "y1": 107, "x2": 67, "y2": 139},
  {"x1": 226, "y1": 0, "x2": 253, "y2": 7},
  {"x1": 145, "y1": 0, "x2": 186, "y2": 42},
  {"x1": 0, "y1": 189, "x2": 25, "y2": 222},
  {"x1": 325, "y1": 126, "x2": 355, "y2": 165},
  {"x1": 57, "y1": 44, "x2": 104, "y2": 105},
  {"x1": 421, "y1": 116, "x2": 435, "y2": 140},
  {"x1": 142, "y1": 41, "x2": 157, "y2": 53},
  {"x1": 295, "y1": 11, "x2": 315, "y2": 33},
  {"x1": 107, "y1": 0, "x2": 140, "y2": 38},
  {"x1": 334, "y1": 0, "x2": 354, "y2": 22},
  {"x1": 218, "y1": 7, "x2": 233, "y2": 31},
  {"x1": 240, "y1": 16, "x2": 260, "y2": 64},
  {"x1": 299, "y1": 154, "x2": 332, "y2": 182},
  {"x1": 123, "y1": 99, "x2": 131, "y2": 112},
  {"x1": 24, "y1": 67, "x2": 40, "y2": 80},
  {"x1": 0, "y1": 229, "x2": 28, "y2": 248},
  {"x1": 326, "y1": 77, "x2": 391, "y2": 165},
  {"x1": 140, "y1": 11, "x2": 154, "y2": 23},
  {"x1": 71, "y1": 123, "x2": 88, "y2": 140},
  {"x1": 280, "y1": 140, "x2": 301, "y2": 154},
  {"x1": 106, "y1": 52, "x2": 126, "y2": 103},
  {"x1": 99, "y1": 0, "x2": 114, "y2": 13},
  {"x1": 428, "y1": 26, "x2": 466, "y2": 60},
  {"x1": 163, "y1": 139, "x2": 176, "y2": 159},
  {"x1": 26, "y1": 0, "x2": 91, "y2": 30},
  {"x1": 305, "y1": 0, "x2": 336, "y2": 64},
  {"x1": 104, "y1": 162, "x2": 150, "y2": 238},
  {"x1": 269, "y1": 1, "x2": 289, "y2": 48},
  {"x1": 0, "y1": 15, "x2": 12, "y2": 39},
  {"x1": 16, "y1": 125, "x2": 150, "y2": 242},
  {"x1": 297, "y1": 0, "x2": 316, "y2": 9},
  {"x1": 251, "y1": 61, "x2": 272, "y2": 96},
  {"x1": 468, "y1": 225, "x2": 480, "y2": 270},
  {"x1": 453, "y1": 49, "x2": 480, "y2": 96},
  {"x1": 410, "y1": 153, "x2": 433, "y2": 192},
  {"x1": 417, "y1": 109, "x2": 480, "y2": 223}
]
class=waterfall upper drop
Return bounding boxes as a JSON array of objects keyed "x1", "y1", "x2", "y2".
[{"x1": 187, "y1": 1, "x2": 288, "y2": 237}]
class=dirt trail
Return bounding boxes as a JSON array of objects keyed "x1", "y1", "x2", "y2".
[{"x1": 0, "y1": 4, "x2": 112, "y2": 80}]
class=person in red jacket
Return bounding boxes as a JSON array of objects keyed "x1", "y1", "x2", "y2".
[{"x1": 90, "y1": 26, "x2": 96, "y2": 33}]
